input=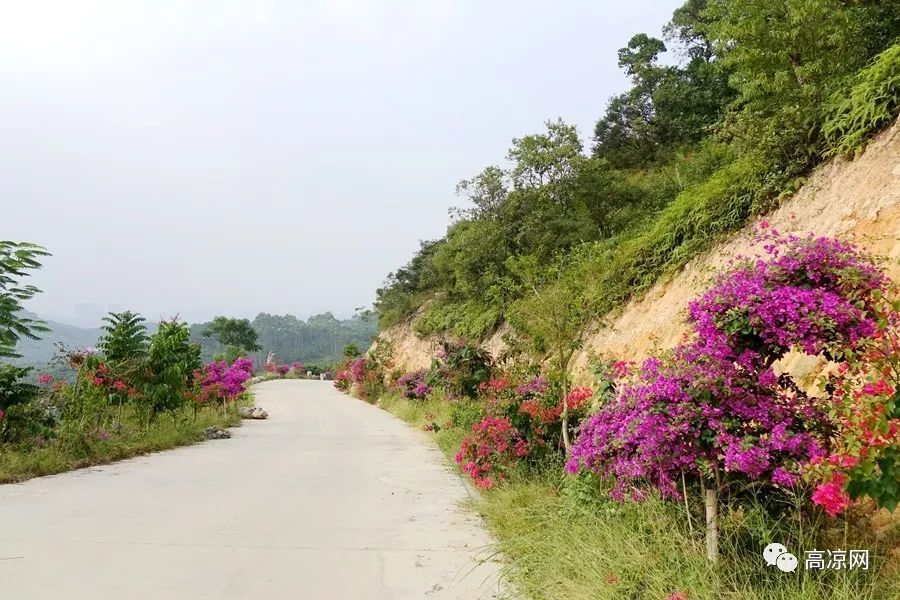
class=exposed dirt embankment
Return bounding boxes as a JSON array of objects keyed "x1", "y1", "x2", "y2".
[{"x1": 377, "y1": 118, "x2": 900, "y2": 379}]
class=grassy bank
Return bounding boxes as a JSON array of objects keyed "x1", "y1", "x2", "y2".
[
  {"x1": 377, "y1": 393, "x2": 900, "y2": 600},
  {"x1": 0, "y1": 404, "x2": 243, "y2": 484}
]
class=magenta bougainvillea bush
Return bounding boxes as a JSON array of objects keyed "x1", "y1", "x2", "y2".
[
  {"x1": 567, "y1": 231, "x2": 897, "y2": 514},
  {"x1": 194, "y1": 357, "x2": 254, "y2": 407}
]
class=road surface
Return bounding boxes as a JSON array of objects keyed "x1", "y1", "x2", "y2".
[{"x1": 0, "y1": 380, "x2": 504, "y2": 599}]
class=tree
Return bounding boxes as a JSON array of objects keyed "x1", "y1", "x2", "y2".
[
  {"x1": 343, "y1": 343, "x2": 360, "y2": 358},
  {"x1": 143, "y1": 319, "x2": 202, "y2": 420},
  {"x1": 702, "y1": 0, "x2": 900, "y2": 164},
  {"x1": 0, "y1": 241, "x2": 50, "y2": 359},
  {"x1": 593, "y1": 20, "x2": 734, "y2": 169},
  {"x1": 506, "y1": 255, "x2": 598, "y2": 451},
  {"x1": 99, "y1": 311, "x2": 149, "y2": 363},
  {"x1": 204, "y1": 316, "x2": 260, "y2": 362}
]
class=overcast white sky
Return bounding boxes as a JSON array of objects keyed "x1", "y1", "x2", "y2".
[{"x1": 3, "y1": 0, "x2": 682, "y2": 325}]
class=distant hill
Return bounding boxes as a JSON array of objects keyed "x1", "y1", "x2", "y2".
[
  {"x1": 13, "y1": 315, "x2": 104, "y2": 373},
  {"x1": 12, "y1": 310, "x2": 378, "y2": 373}
]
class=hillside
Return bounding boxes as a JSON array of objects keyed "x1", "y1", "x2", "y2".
[{"x1": 376, "y1": 114, "x2": 900, "y2": 376}]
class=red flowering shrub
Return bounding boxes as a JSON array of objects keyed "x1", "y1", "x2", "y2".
[
  {"x1": 809, "y1": 309, "x2": 900, "y2": 513},
  {"x1": 457, "y1": 375, "x2": 594, "y2": 482},
  {"x1": 333, "y1": 369, "x2": 351, "y2": 391},
  {"x1": 454, "y1": 416, "x2": 530, "y2": 488}
]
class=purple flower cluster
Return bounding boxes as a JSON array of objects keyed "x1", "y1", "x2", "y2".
[
  {"x1": 515, "y1": 376, "x2": 549, "y2": 397},
  {"x1": 567, "y1": 234, "x2": 885, "y2": 501},
  {"x1": 198, "y1": 357, "x2": 254, "y2": 403},
  {"x1": 396, "y1": 370, "x2": 432, "y2": 399},
  {"x1": 689, "y1": 233, "x2": 886, "y2": 359}
]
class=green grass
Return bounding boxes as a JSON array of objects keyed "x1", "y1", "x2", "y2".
[
  {"x1": 0, "y1": 404, "x2": 243, "y2": 484},
  {"x1": 377, "y1": 393, "x2": 900, "y2": 600}
]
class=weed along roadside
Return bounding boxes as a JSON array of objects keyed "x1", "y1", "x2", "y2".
[{"x1": 335, "y1": 232, "x2": 900, "y2": 600}]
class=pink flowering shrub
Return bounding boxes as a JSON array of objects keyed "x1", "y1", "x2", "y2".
[
  {"x1": 332, "y1": 356, "x2": 385, "y2": 402},
  {"x1": 567, "y1": 340, "x2": 829, "y2": 500},
  {"x1": 455, "y1": 375, "x2": 593, "y2": 478},
  {"x1": 333, "y1": 369, "x2": 351, "y2": 391},
  {"x1": 454, "y1": 416, "x2": 530, "y2": 488},
  {"x1": 688, "y1": 232, "x2": 887, "y2": 360},
  {"x1": 568, "y1": 233, "x2": 892, "y2": 511},
  {"x1": 396, "y1": 370, "x2": 432, "y2": 399},
  {"x1": 194, "y1": 357, "x2": 254, "y2": 408}
]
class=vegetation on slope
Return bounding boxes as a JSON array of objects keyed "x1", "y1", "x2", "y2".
[{"x1": 375, "y1": 0, "x2": 900, "y2": 340}]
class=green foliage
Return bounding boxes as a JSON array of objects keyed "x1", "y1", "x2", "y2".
[
  {"x1": 143, "y1": 319, "x2": 201, "y2": 418},
  {"x1": 0, "y1": 364, "x2": 39, "y2": 440},
  {"x1": 824, "y1": 42, "x2": 900, "y2": 157},
  {"x1": 342, "y1": 343, "x2": 360, "y2": 358},
  {"x1": 415, "y1": 299, "x2": 502, "y2": 340},
  {"x1": 372, "y1": 2, "x2": 900, "y2": 342},
  {"x1": 203, "y1": 316, "x2": 260, "y2": 360},
  {"x1": 428, "y1": 340, "x2": 492, "y2": 398},
  {"x1": 0, "y1": 241, "x2": 50, "y2": 359},
  {"x1": 99, "y1": 311, "x2": 149, "y2": 363}
]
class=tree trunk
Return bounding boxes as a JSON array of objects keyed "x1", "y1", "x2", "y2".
[
  {"x1": 705, "y1": 487, "x2": 718, "y2": 564},
  {"x1": 559, "y1": 349, "x2": 572, "y2": 452}
]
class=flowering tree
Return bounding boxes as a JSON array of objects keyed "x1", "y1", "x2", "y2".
[
  {"x1": 567, "y1": 232, "x2": 892, "y2": 562},
  {"x1": 809, "y1": 304, "x2": 900, "y2": 513}
]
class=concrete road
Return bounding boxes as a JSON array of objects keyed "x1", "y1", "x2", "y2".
[{"x1": 0, "y1": 380, "x2": 504, "y2": 599}]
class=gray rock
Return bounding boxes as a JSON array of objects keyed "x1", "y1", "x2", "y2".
[
  {"x1": 204, "y1": 427, "x2": 231, "y2": 440},
  {"x1": 239, "y1": 406, "x2": 269, "y2": 419}
]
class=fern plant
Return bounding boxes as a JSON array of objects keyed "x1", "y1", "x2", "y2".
[
  {"x1": 824, "y1": 42, "x2": 900, "y2": 157},
  {"x1": 0, "y1": 241, "x2": 50, "y2": 359},
  {"x1": 99, "y1": 311, "x2": 149, "y2": 363}
]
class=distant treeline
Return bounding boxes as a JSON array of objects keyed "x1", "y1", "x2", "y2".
[
  {"x1": 191, "y1": 311, "x2": 378, "y2": 368},
  {"x1": 15, "y1": 310, "x2": 378, "y2": 375}
]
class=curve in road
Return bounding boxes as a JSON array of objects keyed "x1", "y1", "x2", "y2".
[{"x1": 0, "y1": 380, "x2": 504, "y2": 599}]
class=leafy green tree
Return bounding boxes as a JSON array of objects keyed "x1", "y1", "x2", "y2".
[
  {"x1": 0, "y1": 241, "x2": 50, "y2": 359},
  {"x1": 143, "y1": 319, "x2": 201, "y2": 420},
  {"x1": 99, "y1": 311, "x2": 148, "y2": 363},
  {"x1": 593, "y1": 8, "x2": 734, "y2": 169},
  {"x1": 203, "y1": 316, "x2": 260, "y2": 362},
  {"x1": 0, "y1": 364, "x2": 39, "y2": 440},
  {"x1": 702, "y1": 0, "x2": 900, "y2": 166},
  {"x1": 343, "y1": 343, "x2": 360, "y2": 358},
  {"x1": 506, "y1": 255, "x2": 599, "y2": 451}
]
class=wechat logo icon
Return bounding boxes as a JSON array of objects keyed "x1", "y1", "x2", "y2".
[{"x1": 764, "y1": 543, "x2": 798, "y2": 573}]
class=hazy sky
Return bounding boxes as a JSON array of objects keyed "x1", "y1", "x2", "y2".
[{"x1": 3, "y1": 0, "x2": 682, "y2": 325}]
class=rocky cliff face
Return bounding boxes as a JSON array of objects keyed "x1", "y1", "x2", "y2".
[{"x1": 377, "y1": 118, "x2": 900, "y2": 379}]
